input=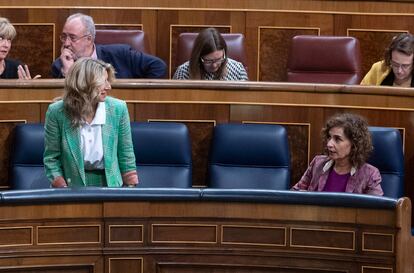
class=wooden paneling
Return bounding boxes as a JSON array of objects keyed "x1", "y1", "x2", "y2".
[
  {"x1": 363, "y1": 232, "x2": 394, "y2": 253},
  {"x1": 3, "y1": 0, "x2": 414, "y2": 13},
  {"x1": 2, "y1": 6, "x2": 414, "y2": 81},
  {"x1": 257, "y1": 27, "x2": 319, "y2": 81},
  {"x1": 0, "y1": 197, "x2": 410, "y2": 273},
  {"x1": 37, "y1": 224, "x2": 101, "y2": 245},
  {"x1": 108, "y1": 224, "x2": 144, "y2": 244},
  {"x1": 291, "y1": 227, "x2": 355, "y2": 251},
  {"x1": 151, "y1": 224, "x2": 217, "y2": 244},
  {"x1": 2, "y1": 81, "x2": 414, "y2": 200},
  {"x1": 108, "y1": 257, "x2": 143, "y2": 273},
  {"x1": 246, "y1": 11, "x2": 333, "y2": 81},
  {"x1": 221, "y1": 225, "x2": 286, "y2": 247},
  {"x1": 362, "y1": 266, "x2": 393, "y2": 273},
  {"x1": 10, "y1": 24, "x2": 54, "y2": 78},
  {"x1": 0, "y1": 227, "x2": 32, "y2": 247},
  {"x1": 0, "y1": 256, "x2": 102, "y2": 273},
  {"x1": 156, "y1": 263, "x2": 348, "y2": 273},
  {"x1": 0, "y1": 103, "x2": 41, "y2": 121},
  {"x1": 0, "y1": 265, "x2": 95, "y2": 273}
]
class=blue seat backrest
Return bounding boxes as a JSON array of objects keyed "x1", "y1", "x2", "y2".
[
  {"x1": 208, "y1": 123, "x2": 291, "y2": 189},
  {"x1": 10, "y1": 123, "x2": 50, "y2": 189},
  {"x1": 131, "y1": 122, "x2": 192, "y2": 188},
  {"x1": 367, "y1": 127, "x2": 404, "y2": 198}
]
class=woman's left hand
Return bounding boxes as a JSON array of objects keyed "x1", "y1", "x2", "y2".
[
  {"x1": 17, "y1": 64, "x2": 41, "y2": 80},
  {"x1": 122, "y1": 171, "x2": 139, "y2": 187}
]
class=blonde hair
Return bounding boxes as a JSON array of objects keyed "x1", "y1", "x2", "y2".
[
  {"x1": 0, "y1": 17, "x2": 17, "y2": 40},
  {"x1": 63, "y1": 58, "x2": 115, "y2": 127}
]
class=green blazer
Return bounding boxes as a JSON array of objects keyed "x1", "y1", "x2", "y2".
[{"x1": 44, "y1": 96, "x2": 136, "y2": 187}]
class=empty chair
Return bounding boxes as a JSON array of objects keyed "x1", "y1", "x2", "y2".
[
  {"x1": 287, "y1": 35, "x2": 362, "y2": 84},
  {"x1": 368, "y1": 127, "x2": 404, "y2": 198},
  {"x1": 95, "y1": 29, "x2": 149, "y2": 53},
  {"x1": 10, "y1": 123, "x2": 49, "y2": 189},
  {"x1": 131, "y1": 122, "x2": 192, "y2": 187},
  {"x1": 208, "y1": 123, "x2": 291, "y2": 189},
  {"x1": 175, "y1": 32, "x2": 247, "y2": 69}
]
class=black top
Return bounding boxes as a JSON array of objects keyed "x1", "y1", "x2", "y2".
[
  {"x1": 381, "y1": 70, "x2": 414, "y2": 87},
  {"x1": 0, "y1": 58, "x2": 22, "y2": 79}
]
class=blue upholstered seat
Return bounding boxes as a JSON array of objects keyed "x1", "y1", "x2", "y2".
[
  {"x1": 11, "y1": 122, "x2": 193, "y2": 189},
  {"x1": 368, "y1": 127, "x2": 404, "y2": 198},
  {"x1": 10, "y1": 123, "x2": 50, "y2": 189},
  {"x1": 208, "y1": 123, "x2": 291, "y2": 189},
  {"x1": 131, "y1": 122, "x2": 192, "y2": 187}
]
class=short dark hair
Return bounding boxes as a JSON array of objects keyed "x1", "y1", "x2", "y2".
[
  {"x1": 189, "y1": 27, "x2": 228, "y2": 79},
  {"x1": 384, "y1": 33, "x2": 414, "y2": 67},
  {"x1": 321, "y1": 113, "x2": 373, "y2": 168}
]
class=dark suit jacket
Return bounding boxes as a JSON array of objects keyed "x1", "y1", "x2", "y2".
[{"x1": 51, "y1": 44, "x2": 166, "y2": 79}]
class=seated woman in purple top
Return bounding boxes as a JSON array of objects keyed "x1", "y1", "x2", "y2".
[{"x1": 292, "y1": 113, "x2": 383, "y2": 196}]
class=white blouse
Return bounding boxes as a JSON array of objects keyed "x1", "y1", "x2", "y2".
[{"x1": 80, "y1": 102, "x2": 106, "y2": 170}]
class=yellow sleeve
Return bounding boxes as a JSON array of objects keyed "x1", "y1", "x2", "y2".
[{"x1": 360, "y1": 61, "x2": 390, "y2": 86}]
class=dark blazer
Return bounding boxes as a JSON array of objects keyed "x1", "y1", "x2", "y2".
[
  {"x1": 51, "y1": 44, "x2": 167, "y2": 79},
  {"x1": 0, "y1": 58, "x2": 22, "y2": 79}
]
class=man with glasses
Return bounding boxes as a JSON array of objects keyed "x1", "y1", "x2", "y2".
[
  {"x1": 51, "y1": 13, "x2": 166, "y2": 79},
  {"x1": 361, "y1": 33, "x2": 414, "y2": 87}
]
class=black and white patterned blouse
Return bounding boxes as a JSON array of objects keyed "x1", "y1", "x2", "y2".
[{"x1": 173, "y1": 58, "x2": 248, "y2": 81}]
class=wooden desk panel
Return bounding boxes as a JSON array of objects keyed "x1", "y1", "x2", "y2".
[
  {"x1": 0, "y1": 79, "x2": 413, "y2": 219},
  {"x1": 0, "y1": 197, "x2": 410, "y2": 273}
]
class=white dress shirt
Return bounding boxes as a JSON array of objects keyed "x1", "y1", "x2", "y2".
[{"x1": 80, "y1": 102, "x2": 106, "y2": 170}]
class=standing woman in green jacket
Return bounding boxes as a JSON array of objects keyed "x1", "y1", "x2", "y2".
[{"x1": 44, "y1": 57, "x2": 138, "y2": 187}]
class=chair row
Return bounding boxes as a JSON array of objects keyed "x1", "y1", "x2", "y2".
[
  {"x1": 9, "y1": 122, "x2": 290, "y2": 190},
  {"x1": 9, "y1": 122, "x2": 404, "y2": 199},
  {"x1": 96, "y1": 29, "x2": 362, "y2": 84},
  {"x1": 95, "y1": 29, "x2": 248, "y2": 72}
]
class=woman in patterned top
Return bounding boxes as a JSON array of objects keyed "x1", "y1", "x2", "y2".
[{"x1": 173, "y1": 27, "x2": 248, "y2": 81}]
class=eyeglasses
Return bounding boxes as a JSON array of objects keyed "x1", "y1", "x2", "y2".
[
  {"x1": 390, "y1": 60, "x2": 412, "y2": 71},
  {"x1": 201, "y1": 53, "x2": 226, "y2": 65},
  {"x1": 59, "y1": 33, "x2": 91, "y2": 43}
]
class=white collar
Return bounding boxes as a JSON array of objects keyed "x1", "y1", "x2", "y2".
[
  {"x1": 322, "y1": 159, "x2": 356, "y2": 176},
  {"x1": 89, "y1": 102, "x2": 106, "y2": 125}
]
